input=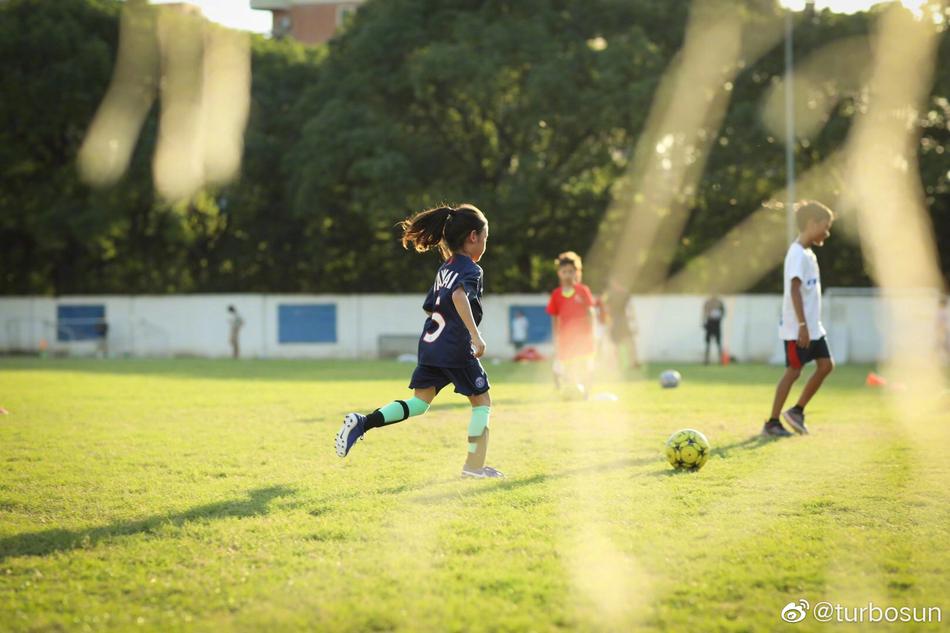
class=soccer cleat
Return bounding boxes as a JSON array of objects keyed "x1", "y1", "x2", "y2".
[
  {"x1": 335, "y1": 413, "x2": 366, "y2": 458},
  {"x1": 782, "y1": 408, "x2": 809, "y2": 435},
  {"x1": 761, "y1": 419, "x2": 792, "y2": 438},
  {"x1": 461, "y1": 465, "x2": 505, "y2": 479}
]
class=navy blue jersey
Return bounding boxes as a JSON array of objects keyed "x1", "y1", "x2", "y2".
[{"x1": 418, "y1": 254, "x2": 484, "y2": 367}]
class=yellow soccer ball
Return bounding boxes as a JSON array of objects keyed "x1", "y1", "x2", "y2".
[{"x1": 664, "y1": 428, "x2": 710, "y2": 471}]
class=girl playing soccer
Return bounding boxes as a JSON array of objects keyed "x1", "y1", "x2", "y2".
[{"x1": 335, "y1": 204, "x2": 503, "y2": 479}]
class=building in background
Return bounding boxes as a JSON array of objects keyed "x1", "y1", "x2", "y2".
[{"x1": 250, "y1": 0, "x2": 364, "y2": 44}]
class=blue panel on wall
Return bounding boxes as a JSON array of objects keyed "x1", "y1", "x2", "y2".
[
  {"x1": 508, "y1": 305, "x2": 551, "y2": 344},
  {"x1": 278, "y1": 304, "x2": 337, "y2": 344},
  {"x1": 57, "y1": 304, "x2": 105, "y2": 342}
]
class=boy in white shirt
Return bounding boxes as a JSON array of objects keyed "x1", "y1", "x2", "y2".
[{"x1": 763, "y1": 201, "x2": 836, "y2": 437}]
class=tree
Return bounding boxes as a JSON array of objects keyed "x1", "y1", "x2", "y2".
[
  {"x1": 0, "y1": 0, "x2": 322, "y2": 294},
  {"x1": 0, "y1": 0, "x2": 946, "y2": 295},
  {"x1": 287, "y1": 0, "x2": 675, "y2": 292},
  {"x1": 287, "y1": 0, "x2": 948, "y2": 293},
  {"x1": 0, "y1": 0, "x2": 119, "y2": 293}
]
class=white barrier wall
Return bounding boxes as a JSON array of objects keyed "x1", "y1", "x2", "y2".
[{"x1": 0, "y1": 291, "x2": 937, "y2": 363}]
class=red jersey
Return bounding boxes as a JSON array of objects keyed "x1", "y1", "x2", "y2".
[{"x1": 546, "y1": 283, "x2": 596, "y2": 360}]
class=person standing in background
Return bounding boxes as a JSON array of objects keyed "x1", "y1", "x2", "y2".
[
  {"x1": 96, "y1": 319, "x2": 109, "y2": 359},
  {"x1": 511, "y1": 309, "x2": 529, "y2": 353},
  {"x1": 702, "y1": 295, "x2": 726, "y2": 365},
  {"x1": 227, "y1": 305, "x2": 244, "y2": 359},
  {"x1": 603, "y1": 279, "x2": 639, "y2": 371}
]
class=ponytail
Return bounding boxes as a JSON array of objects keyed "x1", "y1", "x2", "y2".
[{"x1": 399, "y1": 203, "x2": 487, "y2": 260}]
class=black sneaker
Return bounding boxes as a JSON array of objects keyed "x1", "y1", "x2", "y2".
[
  {"x1": 461, "y1": 465, "x2": 505, "y2": 479},
  {"x1": 761, "y1": 419, "x2": 792, "y2": 438},
  {"x1": 782, "y1": 408, "x2": 809, "y2": 435}
]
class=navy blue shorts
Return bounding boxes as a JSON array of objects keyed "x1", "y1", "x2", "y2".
[
  {"x1": 409, "y1": 360, "x2": 490, "y2": 396},
  {"x1": 784, "y1": 336, "x2": 832, "y2": 369}
]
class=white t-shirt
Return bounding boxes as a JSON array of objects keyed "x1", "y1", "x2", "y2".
[
  {"x1": 779, "y1": 241, "x2": 826, "y2": 340},
  {"x1": 511, "y1": 315, "x2": 529, "y2": 343}
]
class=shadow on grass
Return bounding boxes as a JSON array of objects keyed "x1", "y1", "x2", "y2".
[
  {"x1": 0, "y1": 485, "x2": 295, "y2": 562},
  {"x1": 647, "y1": 434, "x2": 779, "y2": 478},
  {"x1": 410, "y1": 435, "x2": 778, "y2": 501},
  {"x1": 409, "y1": 455, "x2": 661, "y2": 504},
  {"x1": 709, "y1": 434, "x2": 776, "y2": 458},
  {"x1": 297, "y1": 435, "x2": 780, "y2": 517}
]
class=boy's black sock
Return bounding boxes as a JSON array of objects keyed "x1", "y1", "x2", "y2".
[{"x1": 790, "y1": 404, "x2": 804, "y2": 414}]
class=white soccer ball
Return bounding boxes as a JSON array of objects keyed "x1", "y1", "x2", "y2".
[
  {"x1": 659, "y1": 370, "x2": 681, "y2": 389},
  {"x1": 560, "y1": 383, "x2": 587, "y2": 401}
]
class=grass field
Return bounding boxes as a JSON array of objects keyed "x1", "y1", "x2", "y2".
[{"x1": 1, "y1": 358, "x2": 948, "y2": 632}]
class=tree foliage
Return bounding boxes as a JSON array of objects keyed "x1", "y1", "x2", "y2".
[{"x1": 1, "y1": 0, "x2": 946, "y2": 295}]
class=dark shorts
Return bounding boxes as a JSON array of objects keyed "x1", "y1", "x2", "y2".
[
  {"x1": 409, "y1": 360, "x2": 490, "y2": 396},
  {"x1": 784, "y1": 336, "x2": 832, "y2": 369},
  {"x1": 704, "y1": 320, "x2": 721, "y2": 342}
]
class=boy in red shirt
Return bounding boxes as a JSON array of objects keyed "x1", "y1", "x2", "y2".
[{"x1": 546, "y1": 251, "x2": 597, "y2": 398}]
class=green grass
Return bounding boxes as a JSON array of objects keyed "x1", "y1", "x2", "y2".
[{"x1": 1, "y1": 358, "x2": 948, "y2": 632}]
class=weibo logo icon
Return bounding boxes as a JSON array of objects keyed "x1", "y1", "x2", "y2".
[{"x1": 781, "y1": 599, "x2": 810, "y2": 623}]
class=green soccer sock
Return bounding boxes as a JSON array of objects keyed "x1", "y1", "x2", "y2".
[
  {"x1": 465, "y1": 406, "x2": 491, "y2": 469},
  {"x1": 365, "y1": 396, "x2": 429, "y2": 430}
]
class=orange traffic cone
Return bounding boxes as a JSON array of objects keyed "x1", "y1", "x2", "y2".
[
  {"x1": 721, "y1": 350, "x2": 730, "y2": 366},
  {"x1": 866, "y1": 372, "x2": 887, "y2": 387}
]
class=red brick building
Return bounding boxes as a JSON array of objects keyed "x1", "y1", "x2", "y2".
[{"x1": 250, "y1": 0, "x2": 365, "y2": 45}]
